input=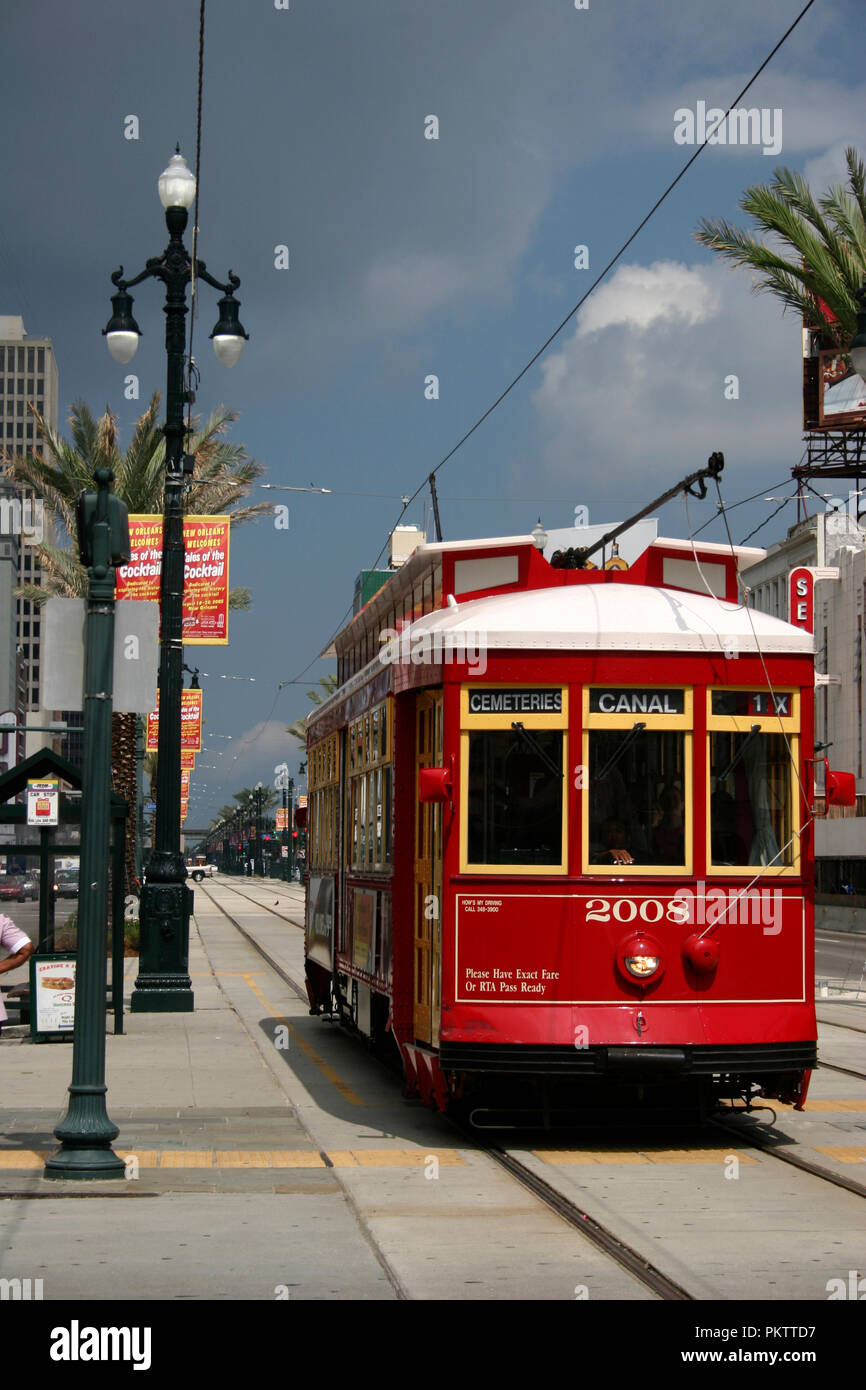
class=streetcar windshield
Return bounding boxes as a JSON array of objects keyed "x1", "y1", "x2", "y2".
[
  {"x1": 467, "y1": 729, "x2": 564, "y2": 865},
  {"x1": 587, "y1": 730, "x2": 686, "y2": 866},
  {"x1": 709, "y1": 732, "x2": 792, "y2": 867}
]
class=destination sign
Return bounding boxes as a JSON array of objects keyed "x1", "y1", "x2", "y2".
[
  {"x1": 468, "y1": 689, "x2": 562, "y2": 714},
  {"x1": 711, "y1": 691, "x2": 792, "y2": 718},
  {"x1": 590, "y1": 689, "x2": 684, "y2": 715}
]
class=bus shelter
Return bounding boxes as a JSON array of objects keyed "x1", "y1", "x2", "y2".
[{"x1": 0, "y1": 748, "x2": 128, "y2": 1034}]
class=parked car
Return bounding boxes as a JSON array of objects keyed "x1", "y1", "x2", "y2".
[
  {"x1": 54, "y1": 869, "x2": 79, "y2": 899},
  {"x1": 0, "y1": 876, "x2": 26, "y2": 902},
  {"x1": 17, "y1": 873, "x2": 39, "y2": 901}
]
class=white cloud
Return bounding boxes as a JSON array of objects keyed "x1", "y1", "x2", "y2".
[
  {"x1": 576, "y1": 261, "x2": 721, "y2": 338},
  {"x1": 532, "y1": 258, "x2": 803, "y2": 497}
]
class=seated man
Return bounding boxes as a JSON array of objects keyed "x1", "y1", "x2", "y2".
[{"x1": 590, "y1": 816, "x2": 635, "y2": 866}]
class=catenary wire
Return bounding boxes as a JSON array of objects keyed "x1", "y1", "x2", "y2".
[{"x1": 363, "y1": 0, "x2": 819, "y2": 573}]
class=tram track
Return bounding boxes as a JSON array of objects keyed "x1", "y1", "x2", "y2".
[
  {"x1": 200, "y1": 880, "x2": 866, "y2": 1300},
  {"x1": 196, "y1": 879, "x2": 308, "y2": 1003},
  {"x1": 197, "y1": 875, "x2": 304, "y2": 930},
  {"x1": 204, "y1": 880, "x2": 697, "y2": 1299}
]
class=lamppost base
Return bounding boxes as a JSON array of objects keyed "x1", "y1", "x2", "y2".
[
  {"x1": 130, "y1": 978, "x2": 195, "y2": 1013},
  {"x1": 132, "y1": 878, "x2": 195, "y2": 1012},
  {"x1": 45, "y1": 1084, "x2": 125, "y2": 1181},
  {"x1": 44, "y1": 1147, "x2": 127, "y2": 1181}
]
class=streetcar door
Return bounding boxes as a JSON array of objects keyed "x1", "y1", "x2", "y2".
[{"x1": 414, "y1": 690, "x2": 443, "y2": 1045}]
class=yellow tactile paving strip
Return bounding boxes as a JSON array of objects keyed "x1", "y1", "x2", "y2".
[
  {"x1": 533, "y1": 1148, "x2": 758, "y2": 1166},
  {"x1": 0, "y1": 1148, "x2": 465, "y2": 1171},
  {"x1": 774, "y1": 1099, "x2": 866, "y2": 1112}
]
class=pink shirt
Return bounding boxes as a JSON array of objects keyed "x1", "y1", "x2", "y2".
[{"x1": 0, "y1": 913, "x2": 31, "y2": 1023}]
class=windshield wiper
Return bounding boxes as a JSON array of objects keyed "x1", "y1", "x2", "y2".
[
  {"x1": 596, "y1": 722, "x2": 646, "y2": 781},
  {"x1": 717, "y1": 724, "x2": 761, "y2": 784},
  {"x1": 510, "y1": 722, "x2": 563, "y2": 779}
]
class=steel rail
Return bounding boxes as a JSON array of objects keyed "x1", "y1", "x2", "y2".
[
  {"x1": 710, "y1": 1116, "x2": 866, "y2": 1200},
  {"x1": 201, "y1": 877, "x2": 304, "y2": 929},
  {"x1": 197, "y1": 881, "x2": 308, "y2": 1003},
  {"x1": 476, "y1": 1141, "x2": 695, "y2": 1301}
]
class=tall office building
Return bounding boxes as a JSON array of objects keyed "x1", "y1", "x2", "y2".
[{"x1": 0, "y1": 315, "x2": 59, "y2": 740}]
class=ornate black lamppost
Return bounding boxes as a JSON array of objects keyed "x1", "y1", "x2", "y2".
[
  {"x1": 104, "y1": 150, "x2": 248, "y2": 1012},
  {"x1": 45, "y1": 471, "x2": 129, "y2": 1179}
]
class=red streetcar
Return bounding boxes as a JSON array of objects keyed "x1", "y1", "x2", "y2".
[{"x1": 304, "y1": 477, "x2": 851, "y2": 1122}]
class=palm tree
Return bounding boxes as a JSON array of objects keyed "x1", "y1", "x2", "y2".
[
  {"x1": 3, "y1": 393, "x2": 270, "y2": 893},
  {"x1": 694, "y1": 146, "x2": 866, "y2": 347},
  {"x1": 286, "y1": 674, "x2": 339, "y2": 750}
]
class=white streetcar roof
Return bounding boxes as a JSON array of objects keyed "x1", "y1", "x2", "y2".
[{"x1": 402, "y1": 583, "x2": 813, "y2": 655}]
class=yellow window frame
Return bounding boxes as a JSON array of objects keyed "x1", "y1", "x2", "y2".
[
  {"x1": 346, "y1": 698, "x2": 393, "y2": 871},
  {"x1": 460, "y1": 685, "x2": 569, "y2": 875},
  {"x1": 582, "y1": 686, "x2": 693, "y2": 876},
  {"x1": 705, "y1": 687, "x2": 800, "y2": 876}
]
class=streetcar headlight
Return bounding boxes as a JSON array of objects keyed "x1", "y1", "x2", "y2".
[
  {"x1": 616, "y1": 931, "x2": 664, "y2": 986},
  {"x1": 624, "y1": 954, "x2": 660, "y2": 978}
]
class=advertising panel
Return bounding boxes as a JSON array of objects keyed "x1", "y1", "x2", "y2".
[
  {"x1": 30, "y1": 955, "x2": 76, "y2": 1041},
  {"x1": 117, "y1": 515, "x2": 230, "y2": 644},
  {"x1": 146, "y1": 688, "x2": 203, "y2": 752},
  {"x1": 306, "y1": 874, "x2": 334, "y2": 970}
]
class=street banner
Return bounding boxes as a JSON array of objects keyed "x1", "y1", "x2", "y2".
[
  {"x1": 181, "y1": 749, "x2": 196, "y2": 770},
  {"x1": 146, "y1": 688, "x2": 203, "y2": 752},
  {"x1": 181, "y1": 770, "x2": 191, "y2": 792},
  {"x1": 117, "y1": 514, "x2": 230, "y2": 645},
  {"x1": 275, "y1": 808, "x2": 288, "y2": 830},
  {"x1": 27, "y1": 779, "x2": 59, "y2": 827}
]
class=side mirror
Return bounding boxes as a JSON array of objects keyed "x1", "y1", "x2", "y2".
[{"x1": 418, "y1": 766, "x2": 452, "y2": 803}]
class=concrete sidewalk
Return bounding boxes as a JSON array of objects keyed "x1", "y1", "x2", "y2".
[{"x1": 0, "y1": 878, "x2": 396, "y2": 1300}]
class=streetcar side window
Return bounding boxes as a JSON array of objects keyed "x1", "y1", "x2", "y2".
[
  {"x1": 706, "y1": 690, "x2": 799, "y2": 874},
  {"x1": 346, "y1": 699, "x2": 393, "y2": 871}
]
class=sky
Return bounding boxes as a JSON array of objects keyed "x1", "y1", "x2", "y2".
[{"x1": 1, "y1": 0, "x2": 863, "y2": 831}]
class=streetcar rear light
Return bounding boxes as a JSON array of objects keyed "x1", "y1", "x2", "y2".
[{"x1": 625, "y1": 954, "x2": 659, "y2": 978}]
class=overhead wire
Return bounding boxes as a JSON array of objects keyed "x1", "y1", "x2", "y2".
[
  {"x1": 679, "y1": 473, "x2": 817, "y2": 938},
  {"x1": 203, "y1": 0, "x2": 820, "y2": 817},
  {"x1": 362, "y1": 0, "x2": 819, "y2": 573}
]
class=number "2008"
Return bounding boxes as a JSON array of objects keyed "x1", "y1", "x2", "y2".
[{"x1": 585, "y1": 897, "x2": 689, "y2": 923}]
